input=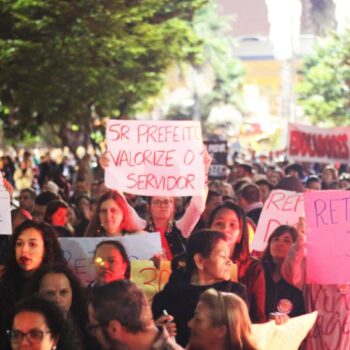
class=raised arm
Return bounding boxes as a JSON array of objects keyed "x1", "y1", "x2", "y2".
[
  {"x1": 281, "y1": 217, "x2": 306, "y2": 291},
  {"x1": 176, "y1": 148, "x2": 211, "y2": 238}
]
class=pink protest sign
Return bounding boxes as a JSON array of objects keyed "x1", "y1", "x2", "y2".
[
  {"x1": 105, "y1": 120, "x2": 205, "y2": 196},
  {"x1": 251, "y1": 190, "x2": 304, "y2": 251},
  {"x1": 304, "y1": 190, "x2": 350, "y2": 284}
]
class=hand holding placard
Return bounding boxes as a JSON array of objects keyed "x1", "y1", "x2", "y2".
[{"x1": 105, "y1": 120, "x2": 205, "y2": 196}]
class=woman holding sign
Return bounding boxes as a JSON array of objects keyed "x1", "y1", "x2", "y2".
[
  {"x1": 98, "y1": 150, "x2": 210, "y2": 259},
  {"x1": 261, "y1": 225, "x2": 305, "y2": 319},
  {"x1": 209, "y1": 201, "x2": 266, "y2": 323},
  {"x1": 282, "y1": 217, "x2": 350, "y2": 350}
]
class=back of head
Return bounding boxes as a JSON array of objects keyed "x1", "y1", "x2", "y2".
[
  {"x1": 35, "y1": 191, "x2": 60, "y2": 206},
  {"x1": 276, "y1": 175, "x2": 304, "y2": 193},
  {"x1": 237, "y1": 183, "x2": 260, "y2": 204},
  {"x1": 199, "y1": 289, "x2": 258, "y2": 350},
  {"x1": 90, "y1": 280, "x2": 152, "y2": 333}
]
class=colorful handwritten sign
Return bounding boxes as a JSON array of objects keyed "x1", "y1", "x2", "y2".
[
  {"x1": 304, "y1": 190, "x2": 350, "y2": 284},
  {"x1": 130, "y1": 260, "x2": 171, "y2": 302},
  {"x1": 0, "y1": 173, "x2": 12, "y2": 235},
  {"x1": 105, "y1": 120, "x2": 205, "y2": 196},
  {"x1": 59, "y1": 232, "x2": 162, "y2": 285},
  {"x1": 252, "y1": 311, "x2": 317, "y2": 350},
  {"x1": 251, "y1": 190, "x2": 304, "y2": 251},
  {"x1": 204, "y1": 140, "x2": 228, "y2": 179},
  {"x1": 288, "y1": 123, "x2": 350, "y2": 164}
]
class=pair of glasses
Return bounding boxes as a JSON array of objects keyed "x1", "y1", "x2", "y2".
[
  {"x1": 6, "y1": 329, "x2": 50, "y2": 344},
  {"x1": 94, "y1": 257, "x2": 116, "y2": 267},
  {"x1": 152, "y1": 199, "x2": 173, "y2": 207}
]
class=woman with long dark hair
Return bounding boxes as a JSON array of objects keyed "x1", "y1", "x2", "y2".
[
  {"x1": 261, "y1": 225, "x2": 305, "y2": 319},
  {"x1": 208, "y1": 201, "x2": 266, "y2": 323},
  {"x1": 0, "y1": 220, "x2": 66, "y2": 348}
]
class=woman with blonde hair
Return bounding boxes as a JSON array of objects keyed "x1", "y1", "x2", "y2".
[{"x1": 188, "y1": 288, "x2": 258, "y2": 350}]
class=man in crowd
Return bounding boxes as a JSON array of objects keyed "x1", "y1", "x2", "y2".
[
  {"x1": 18, "y1": 187, "x2": 36, "y2": 214},
  {"x1": 237, "y1": 183, "x2": 263, "y2": 225},
  {"x1": 88, "y1": 280, "x2": 183, "y2": 350}
]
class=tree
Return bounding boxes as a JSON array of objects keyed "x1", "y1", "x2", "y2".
[
  {"x1": 297, "y1": 29, "x2": 350, "y2": 125},
  {"x1": 0, "y1": 0, "x2": 206, "y2": 151},
  {"x1": 163, "y1": 0, "x2": 245, "y2": 123}
]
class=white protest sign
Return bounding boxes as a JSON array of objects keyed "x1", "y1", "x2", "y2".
[
  {"x1": 105, "y1": 120, "x2": 205, "y2": 196},
  {"x1": 252, "y1": 311, "x2": 317, "y2": 350},
  {"x1": 251, "y1": 190, "x2": 304, "y2": 251},
  {"x1": 0, "y1": 173, "x2": 12, "y2": 235},
  {"x1": 59, "y1": 232, "x2": 162, "y2": 285}
]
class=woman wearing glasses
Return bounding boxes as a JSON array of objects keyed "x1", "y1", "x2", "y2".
[
  {"x1": 187, "y1": 289, "x2": 259, "y2": 350},
  {"x1": 6, "y1": 296, "x2": 75, "y2": 350}
]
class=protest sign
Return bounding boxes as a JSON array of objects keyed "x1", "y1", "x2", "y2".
[
  {"x1": 252, "y1": 311, "x2": 317, "y2": 350},
  {"x1": 0, "y1": 173, "x2": 12, "y2": 235},
  {"x1": 59, "y1": 232, "x2": 162, "y2": 285},
  {"x1": 130, "y1": 260, "x2": 171, "y2": 302},
  {"x1": 251, "y1": 190, "x2": 304, "y2": 251},
  {"x1": 304, "y1": 190, "x2": 350, "y2": 284},
  {"x1": 204, "y1": 140, "x2": 227, "y2": 179},
  {"x1": 105, "y1": 120, "x2": 205, "y2": 196},
  {"x1": 288, "y1": 123, "x2": 350, "y2": 164}
]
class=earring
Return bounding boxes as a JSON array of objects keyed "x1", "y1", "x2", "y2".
[{"x1": 52, "y1": 346, "x2": 57, "y2": 350}]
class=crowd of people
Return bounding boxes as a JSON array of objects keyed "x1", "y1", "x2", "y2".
[{"x1": 0, "y1": 148, "x2": 349, "y2": 349}]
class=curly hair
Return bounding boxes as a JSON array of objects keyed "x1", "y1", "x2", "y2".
[
  {"x1": 6, "y1": 296, "x2": 75, "y2": 350},
  {"x1": 3, "y1": 220, "x2": 66, "y2": 286},
  {"x1": 29, "y1": 263, "x2": 88, "y2": 332}
]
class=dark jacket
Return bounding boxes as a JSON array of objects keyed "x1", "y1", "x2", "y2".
[
  {"x1": 152, "y1": 270, "x2": 247, "y2": 347},
  {"x1": 263, "y1": 261, "x2": 305, "y2": 318}
]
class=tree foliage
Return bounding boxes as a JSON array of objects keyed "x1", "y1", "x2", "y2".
[
  {"x1": 164, "y1": 0, "x2": 245, "y2": 122},
  {"x1": 0, "y1": 0, "x2": 206, "y2": 149},
  {"x1": 297, "y1": 29, "x2": 350, "y2": 125}
]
